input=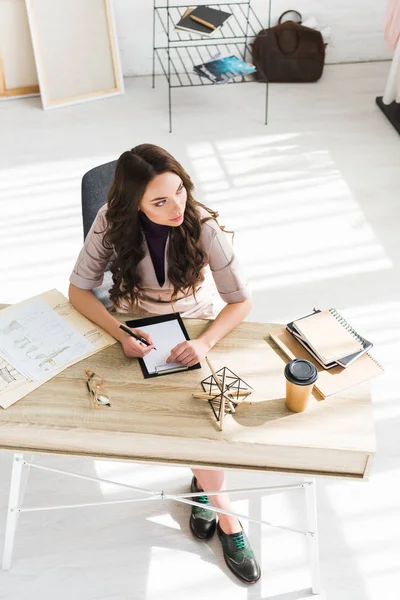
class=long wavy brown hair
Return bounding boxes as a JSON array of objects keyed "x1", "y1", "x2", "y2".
[{"x1": 100, "y1": 144, "x2": 221, "y2": 309}]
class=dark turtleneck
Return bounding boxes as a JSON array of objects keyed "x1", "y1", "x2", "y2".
[{"x1": 139, "y1": 211, "x2": 170, "y2": 287}]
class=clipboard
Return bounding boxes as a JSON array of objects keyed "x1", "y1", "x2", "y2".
[{"x1": 126, "y1": 313, "x2": 201, "y2": 379}]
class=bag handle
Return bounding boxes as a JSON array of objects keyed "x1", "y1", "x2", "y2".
[
  {"x1": 275, "y1": 29, "x2": 301, "y2": 54},
  {"x1": 278, "y1": 10, "x2": 302, "y2": 24}
]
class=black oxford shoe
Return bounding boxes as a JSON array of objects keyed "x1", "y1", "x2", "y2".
[
  {"x1": 189, "y1": 477, "x2": 217, "y2": 540},
  {"x1": 217, "y1": 522, "x2": 261, "y2": 584}
]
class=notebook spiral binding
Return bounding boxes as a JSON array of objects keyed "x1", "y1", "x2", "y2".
[
  {"x1": 329, "y1": 308, "x2": 366, "y2": 344},
  {"x1": 367, "y1": 354, "x2": 384, "y2": 370},
  {"x1": 329, "y1": 308, "x2": 384, "y2": 371}
]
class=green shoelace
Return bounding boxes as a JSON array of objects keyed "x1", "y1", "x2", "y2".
[
  {"x1": 192, "y1": 490, "x2": 215, "y2": 519},
  {"x1": 230, "y1": 531, "x2": 253, "y2": 559},
  {"x1": 197, "y1": 494, "x2": 210, "y2": 504},
  {"x1": 232, "y1": 532, "x2": 246, "y2": 550}
]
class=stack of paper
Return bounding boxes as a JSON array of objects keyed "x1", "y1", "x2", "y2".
[
  {"x1": 0, "y1": 297, "x2": 93, "y2": 381},
  {"x1": 0, "y1": 290, "x2": 117, "y2": 409}
]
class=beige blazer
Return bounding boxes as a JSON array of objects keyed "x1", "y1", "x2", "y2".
[{"x1": 69, "y1": 205, "x2": 250, "y2": 318}]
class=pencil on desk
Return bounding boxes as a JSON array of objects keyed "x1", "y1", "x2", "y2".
[{"x1": 190, "y1": 15, "x2": 216, "y2": 30}]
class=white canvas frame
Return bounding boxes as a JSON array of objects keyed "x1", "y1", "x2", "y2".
[
  {"x1": 25, "y1": 0, "x2": 124, "y2": 109},
  {"x1": 0, "y1": 0, "x2": 39, "y2": 100}
]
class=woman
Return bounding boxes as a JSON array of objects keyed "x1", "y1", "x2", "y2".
[{"x1": 68, "y1": 144, "x2": 260, "y2": 584}]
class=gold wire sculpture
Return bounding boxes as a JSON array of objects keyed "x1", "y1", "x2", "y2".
[
  {"x1": 84, "y1": 369, "x2": 111, "y2": 407},
  {"x1": 191, "y1": 357, "x2": 253, "y2": 431}
]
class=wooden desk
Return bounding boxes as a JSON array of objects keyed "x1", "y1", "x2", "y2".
[
  {"x1": 0, "y1": 317, "x2": 375, "y2": 480},
  {"x1": 0, "y1": 311, "x2": 376, "y2": 585}
]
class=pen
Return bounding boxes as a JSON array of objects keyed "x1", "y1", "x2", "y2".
[{"x1": 119, "y1": 324, "x2": 155, "y2": 348}]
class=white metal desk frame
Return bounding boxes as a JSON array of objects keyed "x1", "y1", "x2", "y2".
[{"x1": 2, "y1": 453, "x2": 321, "y2": 594}]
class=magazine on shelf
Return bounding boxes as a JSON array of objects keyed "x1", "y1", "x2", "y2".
[{"x1": 193, "y1": 55, "x2": 256, "y2": 83}]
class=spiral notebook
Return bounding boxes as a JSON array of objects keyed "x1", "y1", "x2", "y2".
[
  {"x1": 287, "y1": 310, "x2": 373, "y2": 368},
  {"x1": 291, "y1": 309, "x2": 365, "y2": 364},
  {"x1": 270, "y1": 328, "x2": 384, "y2": 398}
]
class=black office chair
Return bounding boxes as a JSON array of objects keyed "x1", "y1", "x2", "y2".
[{"x1": 81, "y1": 160, "x2": 117, "y2": 309}]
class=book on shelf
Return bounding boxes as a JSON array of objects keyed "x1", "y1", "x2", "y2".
[
  {"x1": 286, "y1": 309, "x2": 373, "y2": 369},
  {"x1": 193, "y1": 55, "x2": 256, "y2": 83},
  {"x1": 175, "y1": 6, "x2": 232, "y2": 37}
]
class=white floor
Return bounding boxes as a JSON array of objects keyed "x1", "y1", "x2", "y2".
[{"x1": 0, "y1": 62, "x2": 399, "y2": 600}]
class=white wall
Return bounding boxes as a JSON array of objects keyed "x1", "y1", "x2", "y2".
[{"x1": 114, "y1": 0, "x2": 392, "y2": 77}]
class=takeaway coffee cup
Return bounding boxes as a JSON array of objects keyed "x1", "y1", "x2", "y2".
[{"x1": 284, "y1": 359, "x2": 318, "y2": 413}]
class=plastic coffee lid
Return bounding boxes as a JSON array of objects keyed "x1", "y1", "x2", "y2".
[{"x1": 284, "y1": 359, "x2": 318, "y2": 386}]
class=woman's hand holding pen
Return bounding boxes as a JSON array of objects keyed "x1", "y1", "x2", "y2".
[
  {"x1": 167, "y1": 338, "x2": 211, "y2": 368},
  {"x1": 119, "y1": 327, "x2": 155, "y2": 358}
]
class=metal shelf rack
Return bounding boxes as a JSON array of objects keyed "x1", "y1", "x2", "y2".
[{"x1": 152, "y1": 1, "x2": 270, "y2": 131}]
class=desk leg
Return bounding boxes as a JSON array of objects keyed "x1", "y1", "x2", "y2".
[
  {"x1": 304, "y1": 478, "x2": 321, "y2": 594},
  {"x1": 2, "y1": 454, "x2": 26, "y2": 571}
]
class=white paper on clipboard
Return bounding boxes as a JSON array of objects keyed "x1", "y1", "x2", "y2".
[{"x1": 138, "y1": 320, "x2": 188, "y2": 375}]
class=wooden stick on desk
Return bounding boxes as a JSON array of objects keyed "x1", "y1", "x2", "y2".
[
  {"x1": 205, "y1": 356, "x2": 233, "y2": 429},
  {"x1": 203, "y1": 360, "x2": 242, "y2": 412},
  {"x1": 219, "y1": 363, "x2": 226, "y2": 430},
  {"x1": 192, "y1": 390, "x2": 251, "y2": 400},
  {"x1": 190, "y1": 15, "x2": 216, "y2": 30}
]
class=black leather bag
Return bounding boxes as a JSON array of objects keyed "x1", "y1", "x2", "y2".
[{"x1": 251, "y1": 10, "x2": 325, "y2": 83}]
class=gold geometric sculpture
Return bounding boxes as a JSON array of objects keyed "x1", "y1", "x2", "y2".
[{"x1": 191, "y1": 357, "x2": 253, "y2": 430}]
